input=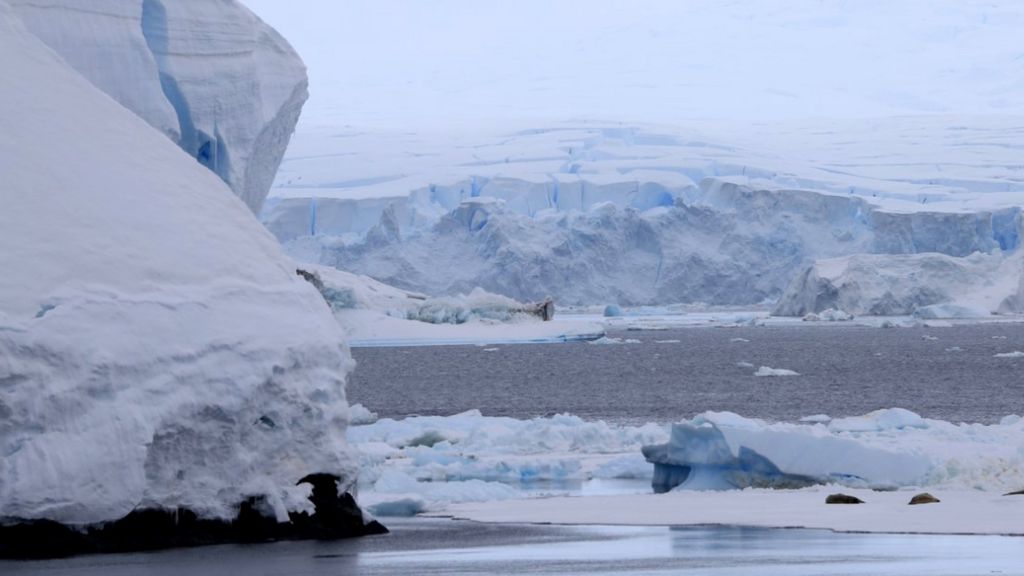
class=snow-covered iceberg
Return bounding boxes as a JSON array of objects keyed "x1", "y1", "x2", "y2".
[
  {"x1": 643, "y1": 411, "x2": 934, "y2": 492},
  {"x1": 10, "y1": 0, "x2": 308, "y2": 212},
  {"x1": 0, "y1": 2, "x2": 373, "y2": 553},
  {"x1": 774, "y1": 251, "x2": 1024, "y2": 317}
]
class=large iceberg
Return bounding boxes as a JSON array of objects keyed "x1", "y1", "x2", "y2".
[
  {"x1": 774, "y1": 250, "x2": 1024, "y2": 317},
  {"x1": 10, "y1": 0, "x2": 308, "y2": 212},
  {"x1": 0, "y1": 1, "x2": 373, "y2": 554}
]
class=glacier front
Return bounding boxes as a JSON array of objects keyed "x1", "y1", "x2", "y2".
[
  {"x1": 10, "y1": 0, "x2": 308, "y2": 213},
  {"x1": 0, "y1": 0, "x2": 375, "y2": 554}
]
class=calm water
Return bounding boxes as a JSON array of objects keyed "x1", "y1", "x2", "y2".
[
  {"x1": 3, "y1": 519, "x2": 1022, "y2": 575},
  {"x1": 350, "y1": 324, "x2": 1024, "y2": 424}
]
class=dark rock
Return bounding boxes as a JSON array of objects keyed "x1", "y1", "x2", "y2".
[
  {"x1": 1003, "y1": 489, "x2": 1024, "y2": 496},
  {"x1": 908, "y1": 492, "x2": 940, "y2": 505},
  {"x1": 0, "y1": 474, "x2": 386, "y2": 559},
  {"x1": 825, "y1": 493, "x2": 864, "y2": 504}
]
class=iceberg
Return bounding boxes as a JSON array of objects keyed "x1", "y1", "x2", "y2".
[
  {"x1": 774, "y1": 251, "x2": 1024, "y2": 317},
  {"x1": 0, "y1": 2, "x2": 375, "y2": 556},
  {"x1": 643, "y1": 411, "x2": 941, "y2": 493},
  {"x1": 10, "y1": 0, "x2": 308, "y2": 213}
]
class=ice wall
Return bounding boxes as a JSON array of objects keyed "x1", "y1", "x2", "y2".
[
  {"x1": 276, "y1": 177, "x2": 1019, "y2": 306},
  {"x1": 10, "y1": 0, "x2": 308, "y2": 213},
  {"x1": 0, "y1": 3, "x2": 355, "y2": 528}
]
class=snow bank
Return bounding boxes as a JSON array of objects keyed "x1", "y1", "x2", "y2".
[
  {"x1": 0, "y1": 5, "x2": 354, "y2": 526},
  {"x1": 775, "y1": 251, "x2": 1023, "y2": 317},
  {"x1": 11, "y1": 0, "x2": 308, "y2": 212},
  {"x1": 443, "y1": 487, "x2": 1024, "y2": 536}
]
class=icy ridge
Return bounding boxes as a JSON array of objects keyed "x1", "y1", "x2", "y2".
[{"x1": 10, "y1": 0, "x2": 308, "y2": 212}]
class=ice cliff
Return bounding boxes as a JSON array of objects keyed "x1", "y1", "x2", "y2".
[
  {"x1": 273, "y1": 178, "x2": 1021, "y2": 307},
  {"x1": 10, "y1": 0, "x2": 308, "y2": 213},
  {"x1": 0, "y1": 0, "x2": 361, "y2": 537}
]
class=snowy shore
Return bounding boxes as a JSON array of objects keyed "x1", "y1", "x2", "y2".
[{"x1": 440, "y1": 488, "x2": 1024, "y2": 536}]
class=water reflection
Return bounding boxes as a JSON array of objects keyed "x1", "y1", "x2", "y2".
[{"x1": 2, "y1": 520, "x2": 1021, "y2": 576}]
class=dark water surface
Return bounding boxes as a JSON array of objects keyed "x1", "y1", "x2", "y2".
[
  {"x1": 349, "y1": 323, "x2": 1024, "y2": 424},
  {"x1": 3, "y1": 519, "x2": 1022, "y2": 576}
]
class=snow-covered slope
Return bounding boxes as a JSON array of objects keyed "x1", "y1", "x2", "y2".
[
  {"x1": 0, "y1": 3, "x2": 352, "y2": 526},
  {"x1": 10, "y1": 0, "x2": 307, "y2": 213}
]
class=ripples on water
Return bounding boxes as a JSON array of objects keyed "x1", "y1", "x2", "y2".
[{"x1": 350, "y1": 324, "x2": 1024, "y2": 425}]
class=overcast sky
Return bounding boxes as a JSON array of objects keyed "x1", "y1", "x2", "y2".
[{"x1": 242, "y1": 1, "x2": 1024, "y2": 128}]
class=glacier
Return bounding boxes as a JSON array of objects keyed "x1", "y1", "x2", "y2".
[
  {"x1": 10, "y1": 0, "x2": 308, "y2": 213},
  {"x1": 266, "y1": 171, "x2": 1022, "y2": 307},
  {"x1": 0, "y1": 0, "x2": 375, "y2": 552},
  {"x1": 249, "y1": 0, "x2": 1024, "y2": 311}
]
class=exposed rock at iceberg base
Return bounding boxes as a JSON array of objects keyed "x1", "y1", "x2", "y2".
[
  {"x1": 10, "y1": 0, "x2": 309, "y2": 213},
  {"x1": 0, "y1": 475, "x2": 386, "y2": 559},
  {"x1": 0, "y1": 2, "x2": 375, "y2": 557}
]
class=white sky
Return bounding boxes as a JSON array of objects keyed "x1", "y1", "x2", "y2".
[{"x1": 243, "y1": 1, "x2": 1024, "y2": 127}]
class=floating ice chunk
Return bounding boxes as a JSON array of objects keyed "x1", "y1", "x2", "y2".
[
  {"x1": 643, "y1": 412, "x2": 932, "y2": 492},
  {"x1": 730, "y1": 337, "x2": 750, "y2": 343},
  {"x1": 799, "y1": 414, "x2": 832, "y2": 424},
  {"x1": 803, "y1": 308, "x2": 853, "y2": 322},
  {"x1": 945, "y1": 346, "x2": 963, "y2": 352},
  {"x1": 482, "y1": 347, "x2": 500, "y2": 352},
  {"x1": 922, "y1": 335, "x2": 939, "y2": 341},
  {"x1": 992, "y1": 335, "x2": 1009, "y2": 340},
  {"x1": 736, "y1": 361, "x2": 755, "y2": 369},
  {"x1": 364, "y1": 494, "x2": 427, "y2": 517},
  {"x1": 994, "y1": 351, "x2": 1024, "y2": 358},
  {"x1": 914, "y1": 304, "x2": 991, "y2": 320},
  {"x1": 371, "y1": 470, "x2": 520, "y2": 508},
  {"x1": 589, "y1": 336, "x2": 642, "y2": 345},
  {"x1": 1000, "y1": 415, "x2": 1022, "y2": 426},
  {"x1": 655, "y1": 339, "x2": 681, "y2": 344},
  {"x1": 828, "y1": 408, "x2": 928, "y2": 433},
  {"x1": 349, "y1": 403, "x2": 379, "y2": 426},
  {"x1": 604, "y1": 304, "x2": 624, "y2": 317},
  {"x1": 754, "y1": 366, "x2": 800, "y2": 377},
  {"x1": 593, "y1": 454, "x2": 654, "y2": 480}
]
